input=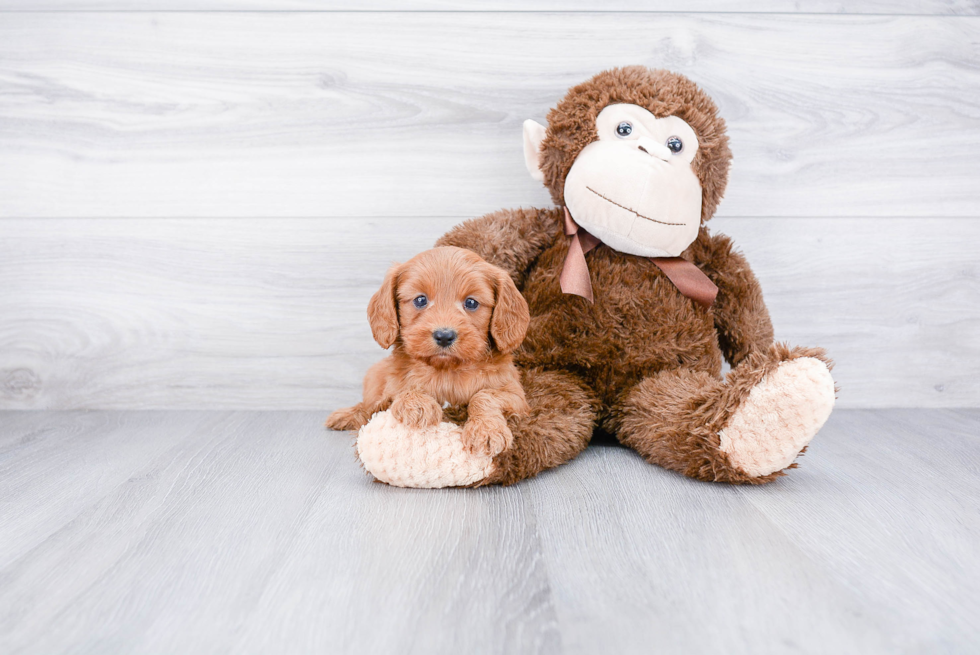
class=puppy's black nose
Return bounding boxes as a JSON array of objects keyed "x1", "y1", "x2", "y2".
[{"x1": 432, "y1": 328, "x2": 457, "y2": 348}]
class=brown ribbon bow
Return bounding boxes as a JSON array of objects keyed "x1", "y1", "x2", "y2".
[{"x1": 559, "y1": 207, "x2": 718, "y2": 308}]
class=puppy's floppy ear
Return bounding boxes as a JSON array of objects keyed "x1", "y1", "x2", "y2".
[
  {"x1": 490, "y1": 268, "x2": 530, "y2": 354},
  {"x1": 367, "y1": 263, "x2": 401, "y2": 349}
]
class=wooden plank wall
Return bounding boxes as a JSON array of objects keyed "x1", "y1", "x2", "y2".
[{"x1": 1, "y1": 4, "x2": 978, "y2": 409}]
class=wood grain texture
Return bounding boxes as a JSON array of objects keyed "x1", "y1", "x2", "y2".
[
  {"x1": 2, "y1": 1, "x2": 978, "y2": 13},
  {"x1": 1, "y1": 409, "x2": 978, "y2": 653},
  {"x1": 0, "y1": 216, "x2": 976, "y2": 410},
  {"x1": 0, "y1": 411, "x2": 560, "y2": 655},
  {"x1": 0, "y1": 411, "x2": 215, "y2": 570},
  {"x1": 523, "y1": 407, "x2": 980, "y2": 653},
  {"x1": 1, "y1": 13, "x2": 979, "y2": 218},
  {"x1": 740, "y1": 409, "x2": 980, "y2": 650}
]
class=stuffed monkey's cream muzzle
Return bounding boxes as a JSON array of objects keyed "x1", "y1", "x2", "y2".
[{"x1": 525, "y1": 103, "x2": 703, "y2": 258}]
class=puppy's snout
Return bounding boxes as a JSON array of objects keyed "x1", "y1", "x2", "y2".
[{"x1": 432, "y1": 328, "x2": 457, "y2": 349}]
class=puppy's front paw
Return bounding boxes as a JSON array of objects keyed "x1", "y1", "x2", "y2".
[
  {"x1": 462, "y1": 416, "x2": 513, "y2": 456},
  {"x1": 390, "y1": 393, "x2": 443, "y2": 429},
  {"x1": 326, "y1": 405, "x2": 369, "y2": 432}
]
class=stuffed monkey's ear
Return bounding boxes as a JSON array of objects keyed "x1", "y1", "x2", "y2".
[
  {"x1": 490, "y1": 269, "x2": 530, "y2": 354},
  {"x1": 367, "y1": 263, "x2": 401, "y2": 349},
  {"x1": 523, "y1": 119, "x2": 547, "y2": 183}
]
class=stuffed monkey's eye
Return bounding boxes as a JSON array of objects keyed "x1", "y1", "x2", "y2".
[
  {"x1": 464, "y1": 298, "x2": 479, "y2": 311},
  {"x1": 413, "y1": 295, "x2": 427, "y2": 309},
  {"x1": 616, "y1": 121, "x2": 633, "y2": 138},
  {"x1": 666, "y1": 136, "x2": 684, "y2": 154}
]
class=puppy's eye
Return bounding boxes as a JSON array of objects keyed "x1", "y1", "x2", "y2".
[
  {"x1": 413, "y1": 295, "x2": 427, "y2": 309},
  {"x1": 666, "y1": 136, "x2": 683, "y2": 154},
  {"x1": 616, "y1": 121, "x2": 633, "y2": 138},
  {"x1": 464, "y1": 298, "x2": 479, "y2": 311}
]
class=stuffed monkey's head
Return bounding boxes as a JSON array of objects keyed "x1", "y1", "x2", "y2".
[{"x1": 524, "y1": 67, "x2": 731, "y2": 258}]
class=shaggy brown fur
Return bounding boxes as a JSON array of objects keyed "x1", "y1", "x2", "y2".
[
  {"x1": 435, "y1": 66, "x2": 828, "y2": 484},
  {"x1": 608, "y1": 343, "x2": 832, "y2": 484},
  {"x1": 326, "y1": 246, "x2": 530, "y2": 456}
]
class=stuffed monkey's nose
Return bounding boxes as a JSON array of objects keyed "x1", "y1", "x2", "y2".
[
  {"x1": 432, "y1": 328, "x2": 457, "y2": 348},
  {"x1": 637, "y1": 136, "x2": 672, "y2": 162}
]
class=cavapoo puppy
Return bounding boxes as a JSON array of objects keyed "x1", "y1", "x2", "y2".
[{"x1": 326, "y1": 246, "x2": 530, "y2": 456}]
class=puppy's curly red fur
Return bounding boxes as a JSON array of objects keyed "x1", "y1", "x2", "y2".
[{"x1": 326, "y1": 246, "x2": 530, "y2": 456}]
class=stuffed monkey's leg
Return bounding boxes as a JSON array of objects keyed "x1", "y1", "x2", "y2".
[
  {"x1": 356, "y1": 367, "x2": 597, "y2": 488},
  {"x1": 610, "y1": 344, "x2": 835, "y2": 484}
]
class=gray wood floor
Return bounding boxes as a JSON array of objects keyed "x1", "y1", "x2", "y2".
[{"x1": 1, "y1": 409, "x2": 977, "y2": 654}]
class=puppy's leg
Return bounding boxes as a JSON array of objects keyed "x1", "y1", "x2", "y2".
[
  {"x1": 390, "y1": 390, "x2": 443, "y2": 429},
  {"x1": 462, "y1": 388, "x2": 526, "y2": 456},
  {"x1": 326, "y1": 404, "x2": 372, "y2": 431},
  {"x1": 326, "y1": 358, "x2": 393, "y2": 432}
]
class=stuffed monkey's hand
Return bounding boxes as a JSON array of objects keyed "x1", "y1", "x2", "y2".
[
  {"x1": 390, "y1": 391, "x2": 443, "y2": 429},
  {"x1": 461, "y1": 414, "x2": 513, "y2": 457}
]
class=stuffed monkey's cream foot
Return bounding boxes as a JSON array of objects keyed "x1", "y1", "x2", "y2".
[
  {"x1": 356, "y1": 410, "x2": 496, "y2": 488},
  {"x1": 719, "y1": 357, "x2": 836, "y2": 478}
]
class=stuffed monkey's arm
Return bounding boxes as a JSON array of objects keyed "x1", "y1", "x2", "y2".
[
  {"x1": 698, "y1": 231, "x2": 775, "y2": 367},
  {"x1": 436, "y1": 207, "x2": 560, "y2": 289}
]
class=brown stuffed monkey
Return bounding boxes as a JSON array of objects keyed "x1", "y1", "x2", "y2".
[{"x1": 352, "y1": 66, "x2": 836, "y2": 488}]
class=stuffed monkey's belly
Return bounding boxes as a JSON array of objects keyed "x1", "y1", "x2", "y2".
[{"x1": 518, "y1": 247, "x2": 722, "y2": 402}]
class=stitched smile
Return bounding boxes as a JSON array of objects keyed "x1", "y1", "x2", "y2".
[{"x1": 586, "y1": 186, "x2": 685, "y2": 226}]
